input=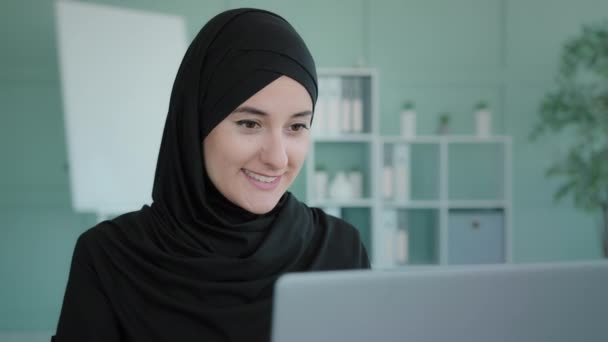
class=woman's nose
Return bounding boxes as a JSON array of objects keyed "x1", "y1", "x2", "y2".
[{"x1": 259, "y1": 131, "x2": 288, "y2": 170}]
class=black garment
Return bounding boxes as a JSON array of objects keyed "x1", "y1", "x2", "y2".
[{"x1": 53, "y1": 8, "x2": 370, "y2": 342}]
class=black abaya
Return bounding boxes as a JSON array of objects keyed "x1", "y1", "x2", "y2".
[{"x1": 53, "y1": 8, "x2": 370, "y2": 342}]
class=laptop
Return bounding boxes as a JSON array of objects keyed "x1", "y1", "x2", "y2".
[{"x1": 271, "y1": 261, "x2": 608, "y2": 342}]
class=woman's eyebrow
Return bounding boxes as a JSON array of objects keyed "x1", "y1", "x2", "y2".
[
  {"x1": 232, "y1": 106, "x2": 312, "y2": 118},
  {"x1": 232, "y1": 106, "x2": 267, "y2": 116},
  {"x1": 292, "y1": 111, "x2": 313, "y2": 118}
]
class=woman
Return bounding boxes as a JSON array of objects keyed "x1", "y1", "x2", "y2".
[{"x1": 53, "y1": 8, "x2": 370, "y2": 342}]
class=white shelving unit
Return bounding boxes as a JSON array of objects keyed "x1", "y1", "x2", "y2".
[
  {"x1": 305, "y1": 68, "x2": 512, "y2": 269},
  {"x1": 376, "y1": 135, "x2": 512, "y2": 268},
  {"x1": 305, "y1": 68, "x2": 378, "y2": 264}
]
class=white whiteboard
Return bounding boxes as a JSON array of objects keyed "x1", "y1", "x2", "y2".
[{"x1": 55, "y1": 0, "x2": 188, "y2": 215}]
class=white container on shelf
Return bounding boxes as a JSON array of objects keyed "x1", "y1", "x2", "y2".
[
  {"x1": 327, "y1": 100, "x2": 341, "y2": 136},
  {"x1": 393, "y1": 144, "x2": 410, "y2": 202},
  {"x1": 400, "y1": 109, "x2": 417, "y2": 138},
  {"x1": 475, "y1": 109, "x2": 491, "y2": 138},
  {"x1": 340, "y1": 97, "x2": 352, "y2": 133},
  {"x1": 329, "y1": 171, "x2": 353, "y2": 199},
  {"x1": 395, "y1": 165, "x2": 409, "y2": 202},
  {"x1": 326, "y1": 77, "x2": 341, "y2": 136},
  {"x1": 348, "y1": 169, "x2": 363, "y2": 199},
  {"x1": 314, "y1": 170, "x2": 328, "y2": 200},
  {"x1": 394, "y1": 228, "x2": 409, "y2": 264},
  {"x1": 383, "y1": 165, "x2": 394, "y2": 199},
  {"x1": 351, "y1": 98, "x2": 363, "y2": 133},
  {"x1": 351, "y1": 80, "x2": 364, "y2": 133},
  {"x1": 381, "y1": 209, "x2": 398, "y2": 267}
]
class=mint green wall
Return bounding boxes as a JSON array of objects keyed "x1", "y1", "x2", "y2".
[{"x1": 1, "y1": 0, "x2": 606, "y2": 332}]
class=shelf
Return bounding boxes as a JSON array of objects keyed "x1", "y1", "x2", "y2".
[
  {"x1": 310, "y1": 198, "x2": 374, "y2": 208},
  {"x1": 387, "y1": 264, "x2": 442, "y2": 269},
  {"x1": 381, "y1": 135, "x2": 511, "y2": 144},
  {"x1": 319, "y1": 68, "x2": 377, "y2": 77},
  {"x1": 382, "y1": 200, "x2": 441, "y2": 209},
  {"x1": 313, "y1": 134, "x2": 373, "y2": 142},
  {"x1": 444, "y1": 135, "x2": 511, "y2": 144},
  {"x1": 381, "y1": 200, "x2": 507, "y2": 209},
  {"x1": 448, "y1": 200, "x2": 507, "y2": 209}
]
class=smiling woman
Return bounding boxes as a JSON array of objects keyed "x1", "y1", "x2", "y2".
[
  {"x1": 204, "y1": 76, "x2": 313, "y2": 214},
  {"x1": 52, "y1": 7, "x2": 369, "y2": 342}
]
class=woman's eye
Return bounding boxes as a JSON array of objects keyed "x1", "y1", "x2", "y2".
[
  {"x1": 290, "y1": 123, "x2": 309, "y2": 132},
  {"x1": 236, "y1": 120, "x2": 260, "y2": 129}
]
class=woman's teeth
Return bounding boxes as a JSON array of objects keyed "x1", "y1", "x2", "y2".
[{"x1": 243, "y1": 169, "x2": 278, "y2": 183}]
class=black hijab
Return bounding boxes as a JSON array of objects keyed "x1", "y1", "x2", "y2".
[{"x1": 54, "y1": 8, "x2": 369, "y2": 342}]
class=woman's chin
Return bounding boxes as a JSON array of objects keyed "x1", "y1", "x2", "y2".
[{"x1": 240, "y1": 196, "x2": 283, "y2": 215}]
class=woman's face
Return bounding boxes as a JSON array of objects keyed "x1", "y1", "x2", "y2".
[{"x1": 204, "y1": 75, "x2": 313, "y2": 214}]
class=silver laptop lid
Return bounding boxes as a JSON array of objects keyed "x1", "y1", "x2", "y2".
[{"x1": 271, "y1": 261, "x2": 608, "y2": 342}]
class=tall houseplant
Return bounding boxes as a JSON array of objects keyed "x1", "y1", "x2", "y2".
[{"x1": 530, "y1": 21, "x2": 608, "y2": 257}]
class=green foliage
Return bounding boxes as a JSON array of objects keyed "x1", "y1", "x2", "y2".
[
  {"x1": 402, "y1": 100, "x2": 415, "y2": 111},
  {"x1": 439, "y1": 112, "x2": 450, "y2": 124},
  {"x1": 474, "y1": 100, "x2": 489, "y2": 111},
  {"x1": 530, "y1": 20, "x2": 608, "y2": 220}
]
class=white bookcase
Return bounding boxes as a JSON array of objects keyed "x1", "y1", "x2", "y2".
[
  {"x1": 376, "y1": 135, "x2": 512, "y2": 268},
  {"x1": 305, "y1": 68, "x2": 378, "y2": 257},
  {"x1": 305, "y1": 68, "x2": 512, "y2": 269}
]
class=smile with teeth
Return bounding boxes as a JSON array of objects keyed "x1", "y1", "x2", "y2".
[{"x1": 243, "y1": 169, "x2": 279, "y2": 183}]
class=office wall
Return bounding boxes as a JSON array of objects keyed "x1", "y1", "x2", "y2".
[{"x1": 1, "y1": 0, "x2": 607, "y2": 333}]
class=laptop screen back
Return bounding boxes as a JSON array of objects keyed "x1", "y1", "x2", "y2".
[{"x1": 271, "y1": 261, "x2": 608, "y2": 342}]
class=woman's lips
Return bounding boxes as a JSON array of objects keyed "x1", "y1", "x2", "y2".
[{"x1": 242, "y1": 169, "x2": 282, "y2": 190}]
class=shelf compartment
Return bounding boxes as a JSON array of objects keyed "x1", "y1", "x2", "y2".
[
  {"x1": 382, "y1": 142, "x2": 440, "y2": 202},
  {"x1": 313, "y1": 142, "x2": 372, "y2": 200},
  {"x1": 448, "y1": 142, "x2": 505, "y2": 201},
  {"x1": 310, "y1": 198, "x2": 373, "y2": 208},
  {"x1": 342, "y1": 207, "x2": 372, "y2": 257},
  {"x1": 376, "y1": 209, "x2": 439, "y2": 268},
  {"x1": 382, "y1": 200, "x2": 442, "y2": 209}
]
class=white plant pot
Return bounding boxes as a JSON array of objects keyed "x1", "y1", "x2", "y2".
[
  {"x1": 348, "y1": 170, "x2": 363, "y2": 199},
  {"x1": 400, "y1": 110, "x2": 417, "y2": 138},
  {"x1": 476, "y1": 110, "x2": 491, "y2": 138},
  {"x1": 314, "y1": 171, "x2": 328, "y2": 200}
]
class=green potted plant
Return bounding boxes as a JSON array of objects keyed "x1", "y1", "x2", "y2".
[{"x1": 529, "y1": 20, "x2": 608, "y2": 257}]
